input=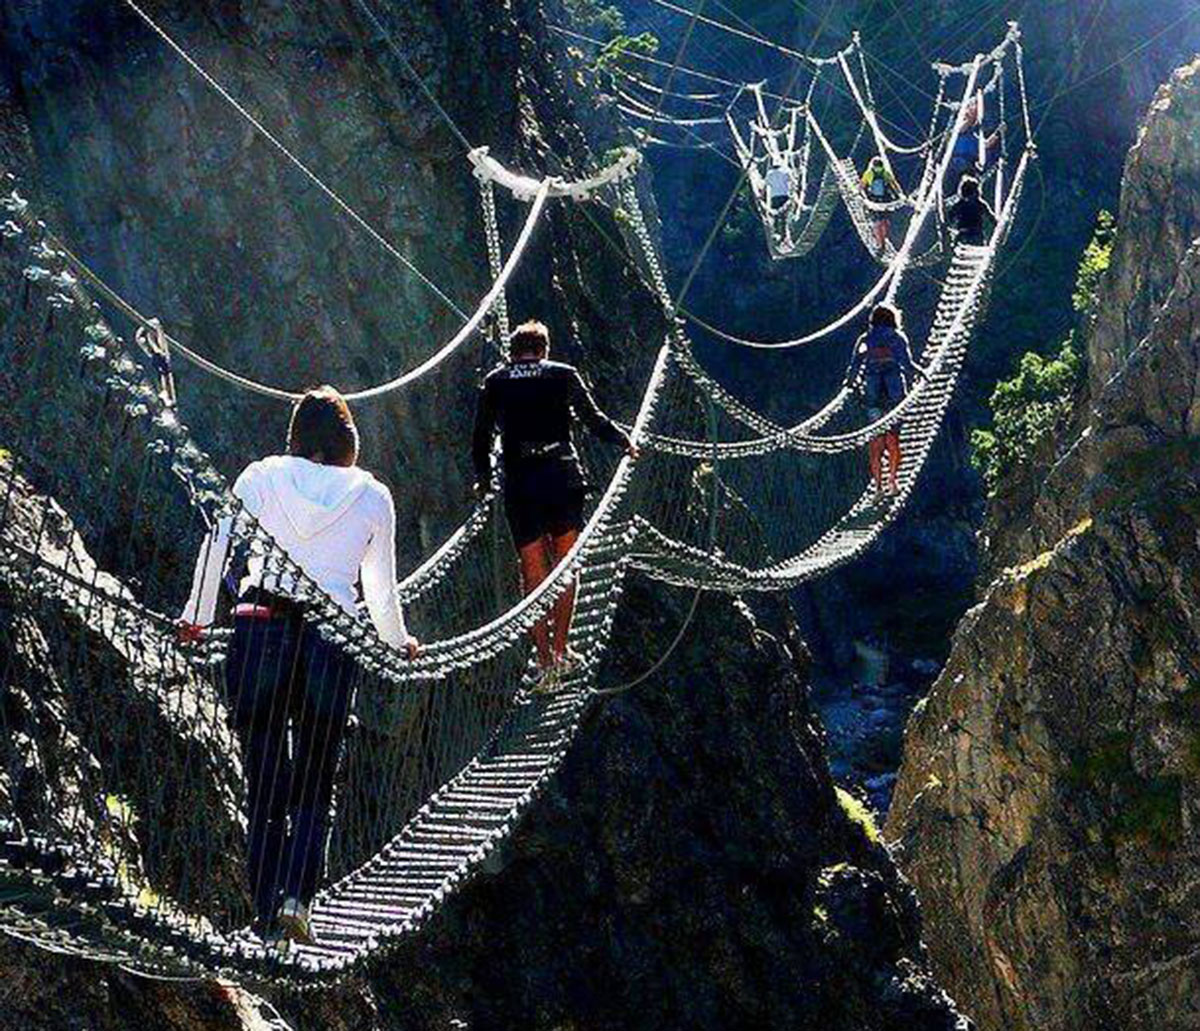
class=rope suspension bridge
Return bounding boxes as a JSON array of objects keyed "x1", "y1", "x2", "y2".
[
  {"x1": 596, "y1": 3, "x2": 1027, "y2": 266},
  {"x1": 0, "y1": 1, "x2": 1033, "y2": 989}
]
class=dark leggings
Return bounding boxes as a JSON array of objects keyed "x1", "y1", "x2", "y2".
[{"x1": 225, "y1": 614, "x2": 354, "y2": 922}]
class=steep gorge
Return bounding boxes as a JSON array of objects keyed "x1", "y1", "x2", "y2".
[
  {"x1": 617, "y1": 0, "x2": 1200, "y2": 684},
  {"x1": 0, "y1": 2, "x2": 967, "y2": 1028}
]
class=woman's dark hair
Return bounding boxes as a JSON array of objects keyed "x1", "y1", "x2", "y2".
[
  {"x1": 288, "y1": 386, "x2": 359, "y2": 467},
  {"x1": 510, "y1": 319, "x2": 551, "y2": 359},
  {"x1": 870, "y1": 303, "x2": 900, "y2": 330},
  {"x1": 959, "y1": 175, "x2": 980, "y2": 200}
]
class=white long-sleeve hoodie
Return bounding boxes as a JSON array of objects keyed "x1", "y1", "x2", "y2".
[{"x1": 181, "y1": 455, "x2": 410, "y2": 649}]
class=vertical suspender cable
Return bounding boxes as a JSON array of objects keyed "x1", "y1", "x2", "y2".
[{"x1": 838, "y1": 46, "x2": 895, "y2": 180}]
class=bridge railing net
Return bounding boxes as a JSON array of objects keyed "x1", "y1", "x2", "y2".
[{"x1": 0, "y1": 170, "x2": 655, "y2": 966}]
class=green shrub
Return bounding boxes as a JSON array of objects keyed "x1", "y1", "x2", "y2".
[
  {"x1": 563, "y1": 0, "x2": 626, "y2": 37},
  {"x1": 719, "y1": 181, "x2": 760, "y2": 247},
  {"x1": 970, "y1": 341, "x2": 1082, "y2": 492},
  {"x1": 595, "y1": 31, "x2": 660, "y2": 77},
  {"x1": 835, "y1": 786, "x2": 882, "y2": 846},
  {"x1": 1073, "y1": 210, "x2": 1116, "y2": 318},
  {"x1": 970, "y1": 211, "x2": 1114, "y2": 492}
]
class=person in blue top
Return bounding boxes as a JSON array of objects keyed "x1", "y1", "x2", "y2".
[
  {"x1": 845, "y1": 304, "x2": 926, "y2": 497},
  {"x1": 947, "y1": 96, "x2": 1003, "y2": 194}
]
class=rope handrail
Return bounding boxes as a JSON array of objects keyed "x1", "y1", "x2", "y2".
[
  {"x1": 645, "y1": 248, "x2": 989, "y2": 458},
  {"x1": 49, "y1": 178, "x2": 552, "y2": 404},
  {"x1": 615, "y1": 95, "x2": 727, "y2": 128},
  {"x1": 932, "y1": 21, "x2": 1022, "y2": 75},
  {"x1": 659, "y1": 242, "x2": 986, "y2": 457},
  {"x1": 609, "y1": 66, "x2": 729, "y2": 106},
  {"x1": 939, "y1": 58, "x2": 1005, "y2": 109},
  {"x1": 681, "y1": 247, "x2": 900, "y2": 349}
]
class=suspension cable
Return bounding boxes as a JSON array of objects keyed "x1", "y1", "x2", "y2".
[
  {"x1": 48, "y1": 180, "x2": 552, "y2": 402},
  {"x1": 548, "y1": 23, "x2": 800, "y2": 104},
  {"x1": 118, "y1": 0, "x2": 466, "y2": 318},
  {"x1": 346, "y1": 0, "x2": 474, "y2": 152}
]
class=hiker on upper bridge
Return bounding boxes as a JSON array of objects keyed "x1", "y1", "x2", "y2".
[
  {"x1": 472, "y1": 320, "x2": 638, "y2": 687},
  {"x1": 948, "y1": 95, "x2": 1004, "y2": 193},
  {"x1": 846, "y1": 304, "x2": 925, "y2": 498},
  {"x1": 948, "y1": 175, "x2": 996, "y2": 246},
  {"x1": 861, "y1": 155, "x2": 900, "y2": 255},
  {"x1": 764, "y1": 159, "x2": 794, "y2": 216},
  {"x1": 179, "y1": 386, "x2": 420, "y2": 945}
]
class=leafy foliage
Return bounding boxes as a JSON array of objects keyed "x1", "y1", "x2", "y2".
[
  {"x1": 563, "y1": 0, "x2": 658, "y2": 89},
  {"x1": 835, "y1": 787, "x2": 882, "y2": 845},
  {"x1": 720, "y1": 181, "x2": 762, "y2": 248},
  {"x1": 562, "y1": 0, "x2": 626, "y2": 37},
  {"x1": 970, "y1": 343, "x2": 1083, "y2": 492},
  {"x1": 970, "y1": 211, "x2": 1115, "y2": 492},
  {"x1": 595, "y1": 31, "x2": 661, "y2": 77},
  {"x1": 1073, "y1": 210, "x2": 1116, "y2": 318}
]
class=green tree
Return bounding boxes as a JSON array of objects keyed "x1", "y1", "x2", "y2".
[
  {"x1": 1073, "y1": 210, "x2": 1116, "y2": 318},
  {"x1": 970, "y1": 211, "x2": 1115, "y2": 492},
  {"x1": 563, "y1": 0, "x2": 626, "y2": 37},
  {"x1": 970, "y1": 343, "x2": 1083, "y2": 492},
  {"x1": 595, "y1": 31, "x2": 661, "y2": 77}
]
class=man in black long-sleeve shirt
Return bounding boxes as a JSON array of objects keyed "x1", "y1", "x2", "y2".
[{"x1": 472, "y1": 320, "x2": 637, "y2": 678}]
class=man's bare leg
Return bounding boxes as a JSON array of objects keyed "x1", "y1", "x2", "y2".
[
  {"x1": 869, "y1": 436, "x2": 886, "y2": 496},
  {"x1": 548, "y1": 528, "x2": 580, "y2": 665},
  {"x1": 518, "y1": 537, "x2": 554, "y2": 669},
  {"x1": 886, "y1": 432, "x2": 902, "y2": 494},
  {"x1": 874, "y1": 218, "x2": 890, "y2": 253}
]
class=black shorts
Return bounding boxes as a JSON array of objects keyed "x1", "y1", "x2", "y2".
[{"x1": 505, "y1": 486, "x2": 586, "y2": 550}]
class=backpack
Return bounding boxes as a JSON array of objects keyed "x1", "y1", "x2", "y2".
[
  {"x1": 863, "y1": 327, "x2": 899, "y2": 368},
  {"x1": 863, "y1": 164, "x2": 897, "y2": 202}
]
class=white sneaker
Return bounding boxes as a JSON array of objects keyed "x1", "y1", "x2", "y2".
[
  {"x1": 276, "y1": 897, "x2": 315, "y2": 946},
  {"x1": 555, "y1": 648, "x2": 584, "y2": 678},
  {"x1": 532, "y1": 664, "x2": 562, "y2": 695}
]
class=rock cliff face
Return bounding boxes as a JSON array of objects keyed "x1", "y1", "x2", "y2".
[
  {"x1": 887, "y1": 58, "x2": 1200, "y2": 1031},
  {"x1": 0, "y1": 2, "x2": 966, "y2": 1028}
]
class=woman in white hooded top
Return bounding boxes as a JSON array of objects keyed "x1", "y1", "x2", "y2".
[{"x1": 180, "y1": 386, "x2": 418, "y2": 945}]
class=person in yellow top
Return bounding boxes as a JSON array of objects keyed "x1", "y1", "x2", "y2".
[{"x1": 860, "y1": 156, "x2": 900, "y2": 254}]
